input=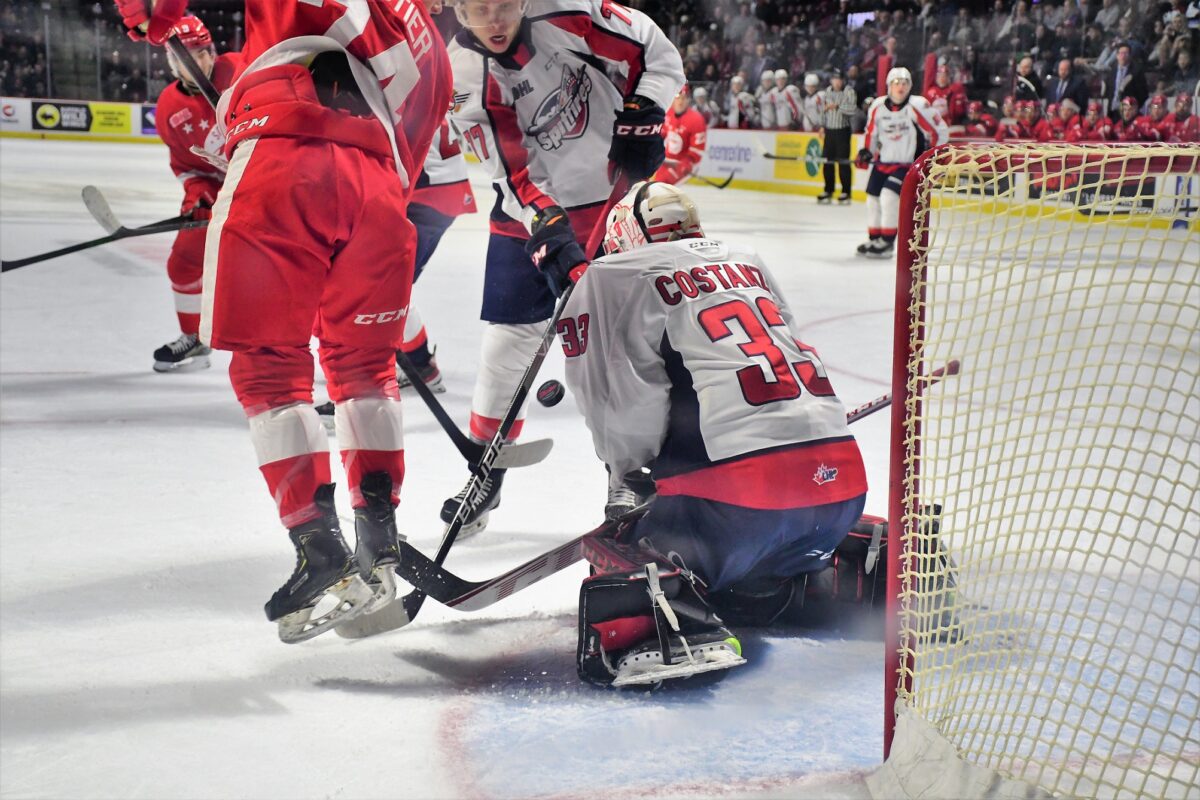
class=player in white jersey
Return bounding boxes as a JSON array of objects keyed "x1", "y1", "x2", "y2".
[
  {"x1": 855, "y1": 67, "x2": 948, "y2": 259},
  {"x1": 725, "y1": 74, "x2": 759, "y2": 129},
  {"x1": 756, "y1": 69, "x2": 777, "y2": 130},
  {"x1": 445, "y1": 0, "x2": 684, "y2": 534},
  {"x1": 772, "y1": 70, "x2": 809, "y2": 130},
  {"x1": 563, "y1": 181, "x2": 869, "y2": 687}
]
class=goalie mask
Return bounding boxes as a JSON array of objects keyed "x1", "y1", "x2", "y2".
[{"x1": 602, "y1": 181, "x2": 704, "y2": 256}]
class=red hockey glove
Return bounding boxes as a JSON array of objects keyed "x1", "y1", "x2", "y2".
[
  {"x1": 526, "y1": 206, "x2": 589, "y2": 297},
  {"x1": 115, "y1": 0, "x2": 188, "y2": 44},
  {"x1": 182, "y1": 180, "x2": 217, "y2": 220}
]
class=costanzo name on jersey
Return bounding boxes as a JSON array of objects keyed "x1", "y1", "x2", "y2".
[{"x1": 653, "y1": 262, "x2": 770, "y2": 306}]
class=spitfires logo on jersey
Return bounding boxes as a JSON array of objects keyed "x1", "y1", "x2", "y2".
[
  {"x1": 812, "y1": 463, "x2": 839, "y2": 486},
  {"x1": 526, "y1": 64, "x2": 592, "y2": 151}
]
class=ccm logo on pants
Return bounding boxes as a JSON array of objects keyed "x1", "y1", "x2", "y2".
[{"x1": 354, "y1": 309, "x2": 408, "y2": 325}]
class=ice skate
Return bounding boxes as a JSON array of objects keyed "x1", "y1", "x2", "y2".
[
  {"x1": 856, "y1": 237, "x2": 882, "y2": 257},
  {"x1": 353, "y1": 471, "x2": 404, "y2": 613},
  {"x1": 604, "y1": 478, "x2": 641, "y2": 521},
  {"x1": 152, "y1": 333, "x2": 211, "y2": 373},
  {"x1": 398, "y1": 349, "x2": 445, "y2": 394},
  {"x1": 265, "y1": 484, "x2": 373, "y2": 643},
  {"x1": 816, "y1": 192, "x2": 833, "y2": 205},
  {"x1": 864, "y1": 239, "x2": 895, "y2": 259},
  {"x1": 837, "y1": 192, "x2": 852, "y2": 205},
  {"x1": 440, "y1": 468, "x2": 505, "y2": 538}
]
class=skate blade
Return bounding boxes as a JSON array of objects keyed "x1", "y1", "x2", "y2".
[
  {"x1": 153, "y1": 355, "x2": 211, "y2": 373},
  {"x1": 276, "y1": 575, "x2": 373, "y2": 644},
  {"x1": 361, "y1": 566, "x2": 398, "y2": 615},
  {"x1": 612, "y1": 642, "x2": 746, "y2": 687},
  {"x1": 452, "y1": 511, "x2": 490, "y2": 540}
]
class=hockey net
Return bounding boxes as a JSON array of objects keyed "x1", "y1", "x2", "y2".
[{"x1": 872, "y1": 143, "x2": 1199, "y2": 799}]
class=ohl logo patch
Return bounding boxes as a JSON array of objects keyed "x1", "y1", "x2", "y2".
[
  {"x1": 812, "y1": 463, "x2": 838, "y2": 486},
  {"x1": 526, "y1": 64, "x2": 592, "y2": 151}
]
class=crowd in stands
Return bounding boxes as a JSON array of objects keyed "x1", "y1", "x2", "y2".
[
  {"x1": 1, "y1": 4, "x2": 49, "y2": 98},
  {"x1": 4, "y1": 0, "x2": 1197, "y2": 141},
  {"x1": 658, "y1": 0, "x2": 1199, "y2": 142}
]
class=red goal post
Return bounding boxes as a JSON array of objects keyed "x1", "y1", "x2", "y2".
[{"x1": 877, "y1": 142, "x2": 1199, "y2": 799}]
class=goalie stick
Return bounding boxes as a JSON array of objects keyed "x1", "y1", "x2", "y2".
[
  {"x1": 338, "y1": 360, "x2": 963, "y2": 634},
  {"x1": 394, "y1": 348, "x2": 554, "y2": 470}
]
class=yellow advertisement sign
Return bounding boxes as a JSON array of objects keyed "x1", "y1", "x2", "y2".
[
  {"x1": 87, "y1": 102, "x2": 132, "y2": 134},
  {"x1": 770, "y1": 133, "x2": 825, "y2": 182}
]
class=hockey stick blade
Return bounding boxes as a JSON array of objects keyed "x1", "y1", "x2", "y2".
[
  {"x1": 689, "y1": 171, "x2": 736, "y2": 190},
  {"x1": 395, "y1": 348, "x2": 552, "y2": 470},
  {"x1": 81, "y1": 185, "x2": 122, "y2": 234}
]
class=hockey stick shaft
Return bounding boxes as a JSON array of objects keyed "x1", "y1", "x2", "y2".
[
  {"x1": 394, "y1": 348, "x2": 553, "y2": 470},
  {"x1": 844, "y1": 359, "x2": 961, "y2": 424},
  {"x1": 689, "y1": 171, "x2": 736, "y2": 189},
  {"x1": 166, "y1": 36, "x2": 221, "y2": 108},
  {"x1": 83, "y1": 185, "x2": 192, "y2": 235},
  {"x1": 1, "y1": 218, "x2": 205, "y2": 272},
  {"x1": 762, "y1": 152, "x2": 854, "y2": 164},
  {"x1": 391, "y1": 362, "x2": 965, "y2": 614}
]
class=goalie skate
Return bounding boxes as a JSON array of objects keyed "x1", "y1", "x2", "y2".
[{"x1": 611, "y1": 632, "x2": 745, "y2": 687}]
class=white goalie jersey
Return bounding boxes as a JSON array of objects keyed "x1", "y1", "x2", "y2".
[
  {"x1": 448, "y1": 0, "x2": 684, "y2": 233},
  {"x1": 561, "y1": 239, "x2": 867, "y2": 509}
]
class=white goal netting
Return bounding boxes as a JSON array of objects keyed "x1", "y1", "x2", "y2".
[{"x1": 874, "y1": 143, "x2": 1200, "y2": 800}]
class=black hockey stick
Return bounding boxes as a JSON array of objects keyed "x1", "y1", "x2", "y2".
[
  {"x1": 395, "y1": 348, "x2": 553, "y2": 470},
  {"x1": 82, "y1": 185, "x2": 193, "y2": 235},
  {"x1": 347, "y1": 362, "x2": 965, "y2": 620},
  {"x1": 762, "y1": 152, "x2": 854, "y2": 164},
  {"x1": 337, "y1": 286, "x2": 580, "y2": 638},
  {"x1": 688, "y1": 170, "x2": 736, "y2": 189},
  {"x1": 1, "y1": 217, "x2": 205, "y2": 272}
]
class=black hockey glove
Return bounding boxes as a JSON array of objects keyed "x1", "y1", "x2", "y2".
[
  {"x1": 608, "y1": 95, "x2": 666, "y2": 181},
  {"x1": 526, "y1": 206, "x2": 589, "y2": 297},
  {"x1": 855, "y1": 148, "x2": 874, "y2": 169}
]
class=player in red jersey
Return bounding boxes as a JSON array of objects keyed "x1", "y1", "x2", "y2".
[
  {"x1": 961, "y1": 100, "x2": 998, "y2": 138},
  {"x1": 995, "y1": 100, "x2": 1052, "y2": 142},
  {"x1": 1113, "y1": 96, "x2": 1158, "y2": 142},
  {"x1": 1066, "y1": 101, "x2": 1113, "y2": 142},
  {"x1": 1047, "y1": 100, "x2": 1080, "y2": 141},
  {"x1": 150, "y1": 14, "x2": 238, "y2": 373},
  {"x1": 1163, "y1": 93, "x2": 1199, "y2": 143},
  {"x1": 114, "y1": 0, "x2": 453, "y2": 642},
  {"x1": 654, "y1": 87, "x2": 708, "y2": 185},
  {"x1": 1145, "y1": 95, "x2": 1173, "y2": 141}
]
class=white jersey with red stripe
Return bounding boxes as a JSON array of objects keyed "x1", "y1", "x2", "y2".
[
  {"x1": 447, "y1": 0, "x2": 684, "y2": 232},
  {"x1": 412, "y1": 121, "x2": 477, "y2": 218},
  {"x1": 770, "y1": 85, "x2": 806, "y2": 129},
  {"x1": 561, "y1": 238, "x2": 867, "y2": 509},
  {"x1": 863, "y1": 94, "x2": 949, "y2": 165}
]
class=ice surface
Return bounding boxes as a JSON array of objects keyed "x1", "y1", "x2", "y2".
[{"x1": 0, "y1": 139, "x2": 897, "y2": 799}]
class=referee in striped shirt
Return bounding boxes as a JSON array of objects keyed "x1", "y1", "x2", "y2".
[{"x1": 818, "y1": 69, "x2": 857, "y2": 204}]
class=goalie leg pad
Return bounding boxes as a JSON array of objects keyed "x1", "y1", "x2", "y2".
[{"x1": 577, "y1": 565, "x2": 745, "y2": 688}]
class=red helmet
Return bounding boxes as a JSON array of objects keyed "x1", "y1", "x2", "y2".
[
  {"x1": 1176, "y1": 93, "x2": 1193, "y2": 109},
  {"x1": 967, "y1": 100, "x2": 983, "y2": 114},
  {"x1": 168, "y1": 15, "x2": 212, "y2": 50},
  {"x1": 1046, "y1": 102, "x2": 1060, "y2": 118},
  {"x1": 1086, "y1": 100, "x2": 1103, "y2": 114},
  {"x1": 1120, "y1": 95, "x2": 1137, "y2": 108},
  {"x1": 1149, "y1": 94, "x2": 1167, "y2": 108}
]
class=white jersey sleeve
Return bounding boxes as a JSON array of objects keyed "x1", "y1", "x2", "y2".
[
  {"x1": 562, "y1": 239, "x2": 856, "y2": 481},
  {"x1": 864, "y1": 94, "x2": 949, "y2": 164}
]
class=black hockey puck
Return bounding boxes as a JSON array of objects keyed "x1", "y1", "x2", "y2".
[{"x1": 536, "y1": 379, "x2": 565, "y2": 407}]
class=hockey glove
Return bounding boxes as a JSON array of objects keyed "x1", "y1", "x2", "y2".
[
  {"x1": 855, "y1": 148, "x2": 874, "y2": 170},
  {"x1": 608, "y1": 95, "x2": 666, "y2": 182},
  {"x1": 526, "y1": 206, "x2": 589, "y2": 297},
  {"x1": 114, "y1": 0, "x2": 188, "y2": 44}
]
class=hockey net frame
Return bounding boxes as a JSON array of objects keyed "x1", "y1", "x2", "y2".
[{"x1": 874, "y1": 142, "x2": 1199, "y2": 799}]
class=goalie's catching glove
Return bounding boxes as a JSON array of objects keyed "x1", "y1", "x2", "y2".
[
  {"x1": 114, "y1": 0, "x2": 187, "y2": 44},
  {"x1": 855, "y1": 148, "x2": 874, "y2": 169},
  {"x1": 525, "y1": 206, "x2": 589, "y2": 297},
  {"x1": 608, "y1": 95, "x2": 666, "y2": 181}
]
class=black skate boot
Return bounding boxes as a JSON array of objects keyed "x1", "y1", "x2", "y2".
[
  {"x1": 440, "y1": 468, "x2": 506, "y2": 537},
  {"x1": 152, "y1": 333, "x2": 211, "y2": 373},
  {"x1": 354, "y1": 471, "x2": 404, "y2": 612},
  {"x1": 856, "y1": 237, "x2": 881, "y2": 257},
  {"x1": 864, "y1": 238, "x2": 895, "y2": 260},
  {"x1": 265, "y1": 484, "x2": 373, "y2": 643},
  {"x1": 816, "y1": 192, "x2": 833, "y2": 205},
  {"x1": 837, "y1": 192, "x2": 852, "y2": 205},
  {"x1": 397, "y1": 348, "x2": 445, "y2": 393}
]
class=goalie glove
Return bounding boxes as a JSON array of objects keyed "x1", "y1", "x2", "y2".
[
  {"x1": 525, "y1": 206, "x2": 589, "y2": 297},
  {"x1": 114, "y1": 0, "x2": 188, "y2": 44},
  {"x1": 608, "y1": 95, "x2": 666, "y2": 182},
  {"x1": 855, "y1": 147, "x2": 874, "y2": 170}
]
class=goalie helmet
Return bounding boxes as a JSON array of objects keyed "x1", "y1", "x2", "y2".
[{"x1": 602, "y1": 181, "x2": 704, "y2": 256}]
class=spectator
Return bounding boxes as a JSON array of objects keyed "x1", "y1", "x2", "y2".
[
  {"x1": 1014, "y1": 55, "x2": 1044, "y2": 101},
  {"x1": 1046, "y1": 58, "x2": 1091, "y2": 109},
  {"x1": 1168, "y1": 48, "x2": 1198, "y2": 94},
  {"x1": 1107, "y1": 43, "x2": 1148, "y2": 118},
  {"x1": 1095, "y1": 0, "x2": 1124, "y2": 32},
  {"x1": 999, "y1": 1, "x2": 1037, "y2": 50},
  {"x1": 1077, "y1": 23, "x2": 1109, "y2": 64}
]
